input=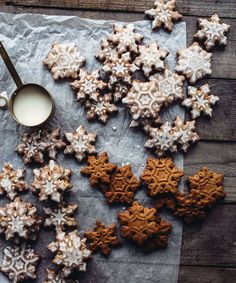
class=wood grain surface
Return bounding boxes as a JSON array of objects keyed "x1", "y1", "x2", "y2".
[{"x1": 0, "y1": 0, "x2": 236, "y2": 282}]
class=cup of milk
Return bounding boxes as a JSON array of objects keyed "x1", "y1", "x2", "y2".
[{"x1": 0, "y1": 41, "x2": 55, "y2": 127}]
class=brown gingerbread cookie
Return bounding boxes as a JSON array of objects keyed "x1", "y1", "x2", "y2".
[
  {"x1": 85, "y1": 220, "x2": 121, "y2": 256},
  {"x1": 188, "y1": 167, "x2": 225, "y2": 205},
  {"x1": 140, "y1": 157, "x2": 184, "y2": 197},
  {"x1": 118, "y1": 201, "x2": 171, "y2": 248},
  {"x1": 81, "y1": 152, "x2": 117, "y2": 187},
  {"x1": 104, "y1": 165, "x2": 140, "y2": 205}
]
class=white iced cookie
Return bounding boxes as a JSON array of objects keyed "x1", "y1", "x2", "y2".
[
  {"x1": 107, "y1": 23, "x2": 144, "y2": 55},
  {"x1": 194, "y1": 13, "x2": 230, "y2": 51},
  {"x1": 150, "y1": 69, "x2": 185, "y2": 103},
  {"x1": 133, "y1": 42, "x2": 169, "y2": 76},
  {"x1": 175, "y1": 42, "x2": 212, "y2": 84},
  {"x1": 145, "y1": 0, "x2": 182, "y2": 32},
  {"x1": 44, "y1": 42, "x2": 85, "y2": 80},
  {"x1": 182, "y1": 84, "x2": 219, "y2": 119},
  {"x1": 122, "y1": 80, "x2": 171, "y2": 127},
  {"x1": 71, "y1": 69, "x2": 107, "y2": 103}
]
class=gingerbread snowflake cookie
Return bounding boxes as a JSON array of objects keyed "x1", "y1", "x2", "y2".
[
  {"x1": 133, "y1": 42, "x2": 169, "y2": 76},
  {"x1": 102, "y1": 52, "x2": 136, "y2": 87},
  {"x1": 48, "y1": 229, "x2": 91, "y2": 276},
  {"x1": 145, "y1": 0, "x2": 183, "y2": 32},
  {"x1": 16, "y1": 131, "x2": 46, "y2": 164},
  {"x1": 64, "y1": 125, "x2": 97, "y2": 162},
  {"x1": 105, "y1": 165, "x2": 140, "y2": 204},
  {"x1": 175, "y1": 42, "x2": 212, "y2": 84},
  {"x1": 32, "y1": 160, "x2": 72, "y2": 203},
  {"x1": 188, "y1": 167, "x2": 225, "y2": 205},
  {"x1": 0, "y1": 163, "x2": 28, "y2": 200},
  {"x1": 44, "y1": 203, "x2": 78, "y2": 230},
  {"x1": 107, "y1": 23, "x2": 144, "y2": 55},
  {"x1": 85, "y1": 220, "x2": 120, "y2": 256},
  {"x1": 0, "y1": 197, "x2": 41, "y2": 241},
  {"x1": 150, "y1": 69, "x2": 185, "y2": 103},
  {"x1": 145, "y1": 116, "x2": 199, "y2": 156},
  {"x1": 85, "y1": 94, "x2": 118, "y2": 124},
  {"x1": 71, "y1": 69, "x2": 107, "y2": 103},
  {"x1": 1, "y1": 245, "x2": 40, "y2": 283},
  {"x1": 122, "y1": 80, "x2": 171, "y2": 127},
  {"x1": 141, "y1": 157, "x2": 184, "y2": 197},
  {"x1": 44, "y1": 269, "x2": 78, "y2": 283},
  {"x1": 182, "y1": 84, "x2": 219, "y2": 119},
  {"x1": 44, "y1": 42, "x2": 85, "y2": 80},
  {"x1": 96, "y1": 38, "x2": 118, "y2": 64},
  {"x1": 194, "y1": 13, "x2": 230, "y2": 51},
  {"x1": 118, "y1": 201, "x2": 171, "y2": 248},
  {"x1": 39, "y1": 128, "x2": 66, "y2": 160},
  {"x1": 81, "y1": 152, "x2": 117, "y2": 187}
]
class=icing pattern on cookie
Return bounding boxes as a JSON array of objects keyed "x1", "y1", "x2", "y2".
[
  {"x1": 145, "y1": 0, "x2": 183, "y2": 31},
  {"x1": 194, "y1": 13, "x2": 230, "y2": 51},
  {"x1": 133, "y1": 42, "x2": 169, "y2": 76},
  {"x1": 44, "y1": 42, "x2": 85, "y2": 80},
  {"x1": 182, "y1": 84, "x2": 219, "y2": 119},
  {"x1": 175, "y1": 42, "x2": 212, "y2": 84}
]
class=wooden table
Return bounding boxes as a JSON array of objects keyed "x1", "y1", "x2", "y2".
[{"x1": 0, "y1": 1, "x2": 235, "y2": 282}]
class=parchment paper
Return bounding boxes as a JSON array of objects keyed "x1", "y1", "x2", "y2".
[{"x1": 0, "y1": 12, "x2": 186, "y2": 283}]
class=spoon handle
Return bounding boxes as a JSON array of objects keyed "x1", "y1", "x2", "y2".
[{"x1": 0, "y1": 41, "x2": 23, "y2": 88}]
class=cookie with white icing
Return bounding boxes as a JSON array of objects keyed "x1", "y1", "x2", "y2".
[
  {"x1": 145, "y1": 0, "x2": 182, "y2": 32},
  {"x1": 194, "y1": 13, "x2": 230, "y2": 51},
  {"x1": 175, "y1": 42, "x2": 212, "y2": 84},
  {"x1": 44, "y1": 42, "x2": 85, "y2": 80}
]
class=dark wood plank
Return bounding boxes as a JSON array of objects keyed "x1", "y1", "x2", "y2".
[
  {"x1": 180, "y1": 204, "x2": 236, "y2": 266},
  {"x1": 5, "y1": 0, "x2": 236, "y2": 19},
  {"x1": 184, "y1": 141, "x2": 236, "y2": 203},
  {"x1": 179, "y1": 266, "x2": 236, "y2": 283}
]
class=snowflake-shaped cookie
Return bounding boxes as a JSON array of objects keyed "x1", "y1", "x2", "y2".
[
  {"x1": 43, "y1": 42, "x2": 85, "y2": 80},
  {"x1": 194, "y1": 13, "x2": 230, "y2": 51},
  {"x1": 85, "y1": 94, "x2": 118, "y2": 124},
  {"x1": 122, "y1": 80, "x2": 171, "y2": 127},
  {"x1": 188, "y1": 167, "x2": 225, "y2": 205},
  {"x1": 107, "y1": 23, "x2": 144, "y2": 55},
  {"x1": 182, "y1": 84, "x2": 219, "y2": 119},
  {"x1": 141, "y1": 157, "x2": 184, "y2": 197},
  {"x1": 0, "y1": 163, "x2": 28, "y2": 200},
  {"x1": 133, "y1": 42, "x2": 169, "y2": 76},
  {"x1": 16, "y1": 131, "x2": 47, "y2": 164},
  {"x1": 48, "y1": 229, "x2": 91, "y2": 276},
  {"x1": 44, "y1": 203, "x2": 78, "y2": 230},
  {"x1": 145, "y1": 0, "x2": 183, "y2": 32},
  {"x1": 85, "y1": 220, "x2": 120, "y2": 256},
  {"x1": 38, "y1": 128, "x2": 66, "y2": 160},
  {"x1": 102, "y1": 52, "x2": 136, "y2": 86},
  {"x1": 175, "y1": 42, "x2": 212, "y2": 84},
  {"x1": 150, "y1": 69, "x2": 185, "y2": 102},
  {"x1": 145, "y1": 121, "x2": 179, "y2": 156},
  {"x1": 105, "y1": 165, "x2": 140, "y2": 204},
  {"x1": 0, "y1": 197, "x2": 41, "y2": 241},
  {"x1": 64, "y1": 125, "x2": 97, "y2": 162},
  {"x1": 174, "y1": 191, "x2": 207, "y2": 224},
  {"x1": 71, "y1": 69, "x2": 107, "y2": 103},
  {"x1": 173, "y1": 116, "x2": 200, "y2": 152},
  {"x1": 1, "y1": 245, "x2": 40, "y2": 283},
  {"x1": 118, "y1": 201, "x2": 171, "y2": 247},
  {"x1": 81, "y1": 152, "x2": 117, "y2": 187},
  {"x1": 32, "y1": 160, "x2": 72, "y2": 203},
  {"x1": 95, "y1": 38, "x2": 118, "y2": 63}
]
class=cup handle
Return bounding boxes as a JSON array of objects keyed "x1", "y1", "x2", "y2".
[{"x1": 0, "y1": 91, "x2": 8, "y2": 109}]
